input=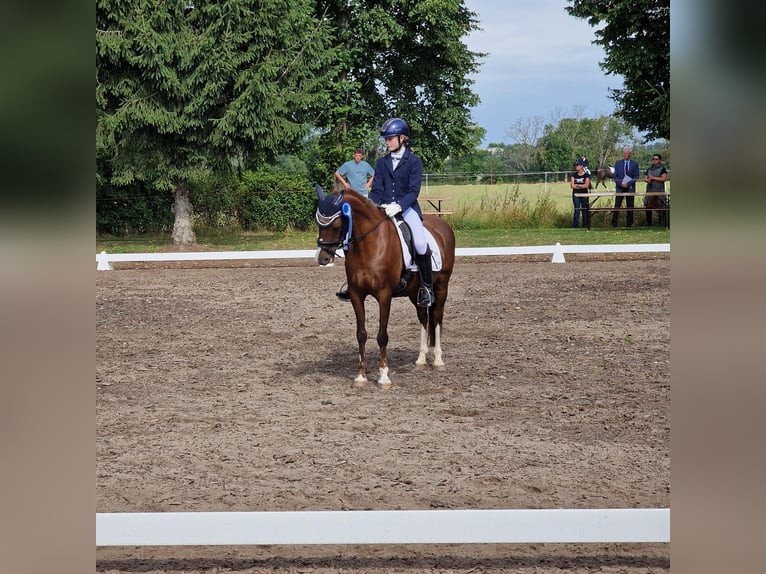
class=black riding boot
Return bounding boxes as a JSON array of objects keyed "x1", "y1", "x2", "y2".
[{"x1": 415, "y1": 250, "x2": 435, "y2": 308}]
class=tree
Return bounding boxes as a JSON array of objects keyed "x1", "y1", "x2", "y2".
[
  {"x1": 566, "y1": 0, "x2": 670, "y2": 141},
  {"x1": 537, "y1": 130, "x2": 574, "y2": 173},
  {"x1": 96, "y1": 0, "x2": 336, "y2": 245},
  {"x1": 504, "y1": 116, "x2": 545, "y2": 171},
  {"x1": 536, "y1": 114, "x2": 632, "y2": 171},
  {"x1": 586, "y1": 116, "x2": 634, "y2": 167},
  {"x1": 313, "y1": 0, "x2": 485, "y2": 171}
]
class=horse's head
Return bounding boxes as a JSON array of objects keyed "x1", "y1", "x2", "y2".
[{"x1": 314, "y1": 184, "x2": 346, "y2": 266}]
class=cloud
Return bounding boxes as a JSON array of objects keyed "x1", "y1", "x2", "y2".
[{"x1": 464, "y1": 0, "x2": 621, "y2": 145}]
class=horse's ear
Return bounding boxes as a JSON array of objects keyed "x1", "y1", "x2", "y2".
[{"x1": 315, "y1": 184, "x2": 325, "y2": 201}]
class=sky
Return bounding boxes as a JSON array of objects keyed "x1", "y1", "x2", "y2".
[{"x1": 463, "y1": 0, "x2": 623, "y2": 147}]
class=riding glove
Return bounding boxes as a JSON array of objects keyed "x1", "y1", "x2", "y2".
[{"x1": 384, "y1": 203, "x2": 402, "y2": 218}]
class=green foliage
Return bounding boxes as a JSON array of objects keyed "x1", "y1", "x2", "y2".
[
  {"x1": 96, "y1": 1, "x2": 485, "y2": 239},
  {"x1": 442, "y1": 114, "x2": 638, "y2": 173},
  {"x1": 313, "y1": 0, "x2": 484, "y2": 171},
  {"x1": 99, "y1": 168, "x2": 315, "y2": 234},
  {"x1": 538, "y1": 132, "x2": 574, "y2": 172},
  {"x1": 530, "y1": 192, "x2": 565, "y2": 228},
  {"x1": 566, "y1": 0, "x2": 670, "y2": 140},
  {"x1": 237, "y1": 171, "x2": 315, "y2": 231},
  {"x1": 97, "y1": 0, "x2": 337, "y2": 237},
  {"x1": 187, "y1": 172, "x2": 242, "y2": 231},
  {"x1": 447, "y1": 185, "x2": 565, "y2": 230},
  {"x1": 97, "y1": 180, "x2": 174, "y2": 234}
]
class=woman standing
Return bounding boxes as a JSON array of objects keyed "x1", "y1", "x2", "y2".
[{"x1": 571, "y1": 159, "x2": 591, "y2": 229}]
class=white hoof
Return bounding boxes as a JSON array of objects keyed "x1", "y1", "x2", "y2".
[{"x1": 377, "y1": 366, "x2": 391, "y2": 387}]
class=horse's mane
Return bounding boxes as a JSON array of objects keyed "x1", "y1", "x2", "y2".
[
  {"x1": 345, "y1": 188, "x2": 373, "y2": 205},
  {"x1": 343, "y1": 189, "x2": 383, "y2": 215}
]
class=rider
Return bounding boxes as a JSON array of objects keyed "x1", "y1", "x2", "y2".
[{"x1": 336, "y1": 117, "x2": 434, "y2": 307}]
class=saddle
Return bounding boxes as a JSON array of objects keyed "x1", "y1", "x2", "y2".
[{"x1": 391, "y1": 216, "x2": 442, "y2": 295}]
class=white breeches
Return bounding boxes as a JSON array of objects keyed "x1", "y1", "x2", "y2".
[{"x1": 402, "y1": 208, "x2": 428, "y2": 254}]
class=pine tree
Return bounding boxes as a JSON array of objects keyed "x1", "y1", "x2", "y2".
[{"x1": 97, "y1": 0, "x2": 336, "y2": 244}]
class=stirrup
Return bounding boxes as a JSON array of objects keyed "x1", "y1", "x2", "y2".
[
  {"x1": 336, "y1": 290, "x2": 350, "y2": 301},
  {"x1": 335, "y1": 283, "x2": 350, "y2": 302},
  {"x1": 417, "y1": 285, "x2": 434, "y2": 307}
]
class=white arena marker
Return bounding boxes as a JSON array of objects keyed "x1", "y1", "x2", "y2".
[
  {"x1": 551, "y1": 242, "x2": 566, "y2": 263},
  {"x1": 97, "y1": 508, "x2": 669, "y2": 546}
]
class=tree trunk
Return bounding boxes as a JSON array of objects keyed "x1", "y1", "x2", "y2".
[{"x1": 171, "y1": 181, "x2": 196, "y2": 247}]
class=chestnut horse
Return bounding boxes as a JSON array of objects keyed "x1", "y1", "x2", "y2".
[{"x1": 314, "y1": 185, "x2": 455, "y2": 388}]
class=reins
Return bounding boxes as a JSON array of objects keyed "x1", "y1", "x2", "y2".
[{"x1": 345, "y1": 213, "x2": 389, "y2": 247}]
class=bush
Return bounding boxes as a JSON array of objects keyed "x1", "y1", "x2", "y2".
[
  {"x1": 237, "y1": 170, "x2": 315, "y2": 231},
  {"x1": 96, "y1": 181, "x2": 174, "y2": 234},
  {"x1": 188, "y1": 172, "x2": 242, "y2": 232}
]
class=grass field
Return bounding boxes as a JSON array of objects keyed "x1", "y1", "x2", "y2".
[
  {"x1": 422, "y1": 180, "x2": 671, "y2": 215},
  {"x1": 96, "y1": 180, "x2": 670, "y2": 253}
]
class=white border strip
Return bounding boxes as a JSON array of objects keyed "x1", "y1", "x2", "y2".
[
  {"x1": 96, "y1": 508, "x2": 669, "y2": 546},
  {"x1": 96, "y1": 244, "x2": 670, "y2": 270},
  {"x1": 456, "y1": 243, "x2": 669, "y2": 256}
]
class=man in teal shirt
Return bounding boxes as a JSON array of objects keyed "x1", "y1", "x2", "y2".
[{"x1": 335, "y1": 148, "x2": 375, "y2": 197}]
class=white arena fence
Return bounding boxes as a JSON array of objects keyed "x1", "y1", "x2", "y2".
[
  {"x1": 96, "y1": 508, "x2": 669, "y2": 546},
  {"x1": 97, "y1": 243, "x2": 670, "y2": 270},
  {"x1": 97, "y1": 243, "x2": 670, "y2": 547}
]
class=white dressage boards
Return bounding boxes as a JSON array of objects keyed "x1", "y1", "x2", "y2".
[{"x1": 97, "y1": 243, "x2": 671, "y2": 270}]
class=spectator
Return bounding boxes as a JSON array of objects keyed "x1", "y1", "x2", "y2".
[
  {"x1": 611, "y1": 147, "x2": 640, "y2": 227},
  {"x1": 334, "y1": 148, "x2": 375, "y2": 197},
  {"x1": 571, "y1": 160, "x2": 591, "y2": 229},
  {"x1": 643, "y1": 154, "x2": 668, "y2": 226}
]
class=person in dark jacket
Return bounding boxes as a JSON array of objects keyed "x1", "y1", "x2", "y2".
[
  {"x1": 336, "y1": 118, "x2": 434, "y2": 307},
  {"x1": 611, "y1": 146, "x2": 641, "y2": 227},
  {"x1": 368, "y1": 117, "x2": 433, "y2": 307}
]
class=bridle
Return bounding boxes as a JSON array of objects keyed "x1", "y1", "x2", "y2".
[
  {"x1": 315, "y1": 200, "x2": 389, "y2": 256},
  {"x1": 315, "y1": 208, "x2": 345, "y2": 255}
]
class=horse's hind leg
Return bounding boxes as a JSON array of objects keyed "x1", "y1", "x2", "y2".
[
  {"x1": 415, "y1": 306, "x2": 429, "y2": 367},
  {"x1": 432, "y1": 322, "x2": 444, "y2": 367},
  {"x1": 414, "y1": 288, "x2": 447, "y2": 368},
  {"x1": 430, "y1": 290, "x2": 447, "y2": 368}
]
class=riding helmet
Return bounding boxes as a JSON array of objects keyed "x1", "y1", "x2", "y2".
[{"x1": 380, "y1": 117, "x2": 409, "y2": 138}]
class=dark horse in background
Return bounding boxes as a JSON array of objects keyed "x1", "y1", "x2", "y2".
[
  {"x1": 314, "y1": 186, "x2": 456, "y2": 388},
  {"x1": 592, "y1": 166, "x2": 614, "y2": 190}
]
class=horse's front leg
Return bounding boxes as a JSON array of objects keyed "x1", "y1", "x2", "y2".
[
  {"x1": 350, "y1": 295, "x2": 369, "y2": 387},
  {"x1": 376, "y1": 294, "x2": 393, "y2": 388}
]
